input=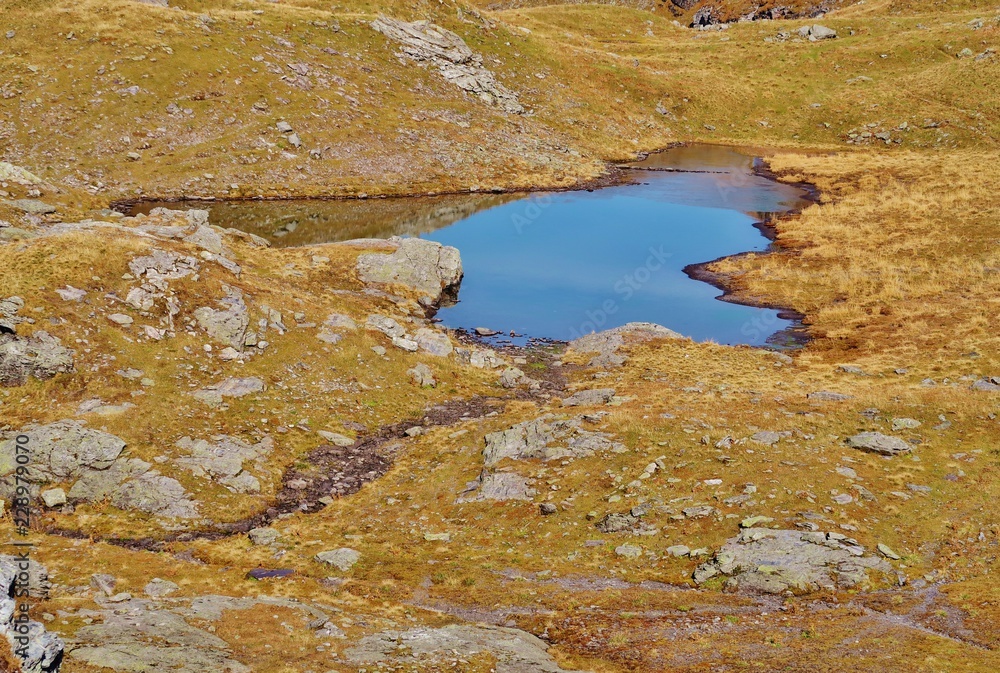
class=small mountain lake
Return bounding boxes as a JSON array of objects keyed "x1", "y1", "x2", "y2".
[{"x1": 133, "y1": 144, "x2": 813, "y2": 347}]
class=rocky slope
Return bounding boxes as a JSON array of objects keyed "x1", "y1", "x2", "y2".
[{"x1": 1, "y1": 1, "x2": 999, "y2": 672}]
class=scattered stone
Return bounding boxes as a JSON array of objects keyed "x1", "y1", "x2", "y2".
[
  {"x1": 6, "y1": 199, "x2": 57, "y2": 214},
  {"x1": 413, "y1": 327, "x2": 453, "y2": 356},
  {"x1": 40, "y1": 487, "x2": 67, "y2": 508},
  {"x1": 892, "y1": 418, "x2": 921, "y2": 430},
  {"x1": 666, "y1": 545, "x2": 690, "y2": 557},
  {"x1": 108, "y1": 313, "x2": 134, "y2": 326},
  {"x1": 193, "y1": 285, "x2": 250, "y2": 350},
  {"x1": 595, "y1": 512, "x2": 638, "y2": 533},
  {"x1": 423, "y1": 532, "x2": 451, "y2": 542},
  {"x1": 474, "y1": 327, "x2": 499, "y2": 336},
  {"x1": 175, "y1": 435, "x2": 273, "y2": 494},
  {"x1": 346, "y1": 624, "x2": 578, "y2": 672},
  {"x1": 750, "y1": 431, "x2": 781, "y2": 446},
  {"x1": 314, "y1": 548, "x2": 361, "y2": 571},
  {"x1": 971, "y1": 378, "x2": 1000, "y2": 392},
  {"x1": 846, "y1": 432, "x2": 911, "y2": 457},
  {"x1": 392, "y1": 335, "x2": 419, "y2": 352},
  {"x1": 408, "y1": 363, "x2": 436, "y2": 387},
  {"x1": 0, "y1": 330, "x2": 75, "y2": 386},
  {"x1": 458, "y1": 472, "x2": 536, "y2": 503},
  {"x1": 317, "y1": 430, "x2": 354, "y2": 447},
  {"x1": 740, "y1": 515, "x2": 774, "y2": 528},
  {"x1": 55, "y1": 286, "x2": 87, "y2": 302},
  {"x1": 365, "y1": 314, "x2": 405, "y2": 338},
  {"x1": 539, "y1": 502, "x2": 558, "y2": 515},
  {"x1": 90, "y1": 573, "x2": 117, "y2": 597}
]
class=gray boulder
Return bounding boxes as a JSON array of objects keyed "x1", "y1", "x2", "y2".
[
  {"x1": 6, "y1": 199, "x2": 56, "y2": 215},
  {"x1": 846, "y1": 432, "x2": 911, "y2": 457},
  {"x1": 175, "y1": 435, "x2": 273, "y2": 494},
  {"x1": 356, "y1": 237, "x2": 463, "y2": 305},
  {"x1": 111, "y1": 472, "x2": 199, "y2": 518}
]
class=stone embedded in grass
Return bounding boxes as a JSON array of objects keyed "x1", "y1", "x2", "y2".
[
  {"x1": 423, "y1": 532, "x2": 451, "y2": 542},
  {"x1": 366, "y1": 314, "x2": 405, "y2": 338},
  {"x1": 483, "y1": 414, "x2": 624, "y2": 467},
  {"x1": 666, "y1": 545, "x2": 690, "y2": 557},
  {"x1": 877, "y1": 543, "x2": 902, "y2": 560},
  {"x1": 569, "y1": 322, "x2": 681, "y2": 369},
  {"x1": 562, "y1": 388, "x2": 616, "y2": 407},
  {"x1": 144, "y1": 578, "x2": 179, "y2": 598},
  {"x1": 807, "y1": 390, "x2": 852, "y2": 402},
  {"x1": 248, "y1": 527, "x2": 280, "y2": 545},
  {"x1": 317, "y1": 430, "x2": 354, "y2": 447},
  {"x1": 414, "y1": 327, "x2": 452, "y2": 356},
  {"x1": 846, "y1": 432, "x2": 911, "y2": 457},
  {"x1": 750, "y1": 431, "x2": 781, "y2": 446},
  {"x1": 458, "y1": 472, "x2": 535, "y2": 503},
  {"x1": 90, "y1": 573, "x2": 117, "y2": 597},
  {"x1": 193, "y1": 285, "x2": 250, "y2": 350},
  {"x1": 614, "y1": 543, "x2": 642, "y2": 559},
  {"x1": 0, "y1": 330, "x2": 75, "y2": 386},
  {"x1": 892, "y1": 417, "x2": 921, "y2": 430},
  {"x1": 595, "y1": 512, "x2": 639, "y2": 533}
]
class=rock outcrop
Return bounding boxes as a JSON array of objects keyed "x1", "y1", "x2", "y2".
[
  {"x1": 693, "y1": 528, "x2": 892, "y2": 593},
  {"x1": 0, "y1": 421, "x2": 198, "y2": 519},
  {"x1": 355, "y1": 237, "x2": 463, "y2": 306},
  {"x1": 569, "y1": 322, "x2": 681, "y2": 369},
  {"x1": 371, "y1": 16, "x2": 524, "y2": 114},
  {"x1": 345, "y1": 624, "x2": 582, "y2": 672}
]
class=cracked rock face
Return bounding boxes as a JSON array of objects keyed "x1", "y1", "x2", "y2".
[
  {"x1": 693, "y1": 528, "x2": 892, "y2": 594},
  {"x1": 1, "y1": 557, "x2": 63, "y2": 673},
  {"x1": 371, "y1": 16, "x2": 524, "y2": 114},
  {"x1": 345, "y1": 624, "x2": 583, "y2": 672},
  {"x1": 356, "y1": 236, "x2": 463, "y2": 305},
  {"x1": 569, "y1": 322, "x2": 681, "y2": 369}
]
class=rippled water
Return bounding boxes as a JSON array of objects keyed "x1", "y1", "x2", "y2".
[{"x1": 133, "y1": 144, "x2": 811, "y2": 347}]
